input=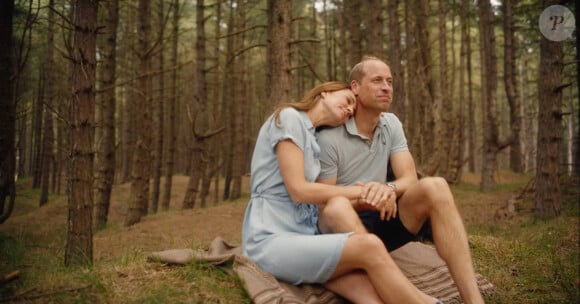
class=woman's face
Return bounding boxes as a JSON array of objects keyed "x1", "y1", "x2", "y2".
[{"x1": 322, "y1": 89, "x2": 356, "y2": 126}]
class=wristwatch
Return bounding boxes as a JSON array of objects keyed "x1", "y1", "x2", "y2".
[{"x1": 386, "y1": 182, "x2": 397, "y2": 192}]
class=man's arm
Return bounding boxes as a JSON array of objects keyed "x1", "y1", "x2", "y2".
[{"x1": 389, "y1": 151, "x2": 419, "y2": 196}]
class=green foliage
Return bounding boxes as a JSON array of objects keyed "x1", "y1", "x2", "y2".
[{"x1": 469, "y1": 177, "x2": 579, "y2": 304}]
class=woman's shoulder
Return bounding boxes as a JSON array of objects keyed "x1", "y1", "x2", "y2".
[{"x1": 279, "y1": 107, "x2": 301, "y2": 119}]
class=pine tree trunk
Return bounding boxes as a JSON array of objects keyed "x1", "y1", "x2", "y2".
[
  {"x1": 161, "y1": 0, "x2": 180, "y2": 211},
  {"x1": 231, "y1": 0, "x2": 246, "y2": 200},
  {"x1": 150, "y1": 0, "x2": 165, "y2": 213},
  {"x1": 0, "y1": 0, "x2": 16, "y2": 224},
  {"x1": 387, "y1": 0, "x2": 405, "y2": 121},
  {"x1": 535, "y1": 0, "x2": 564, "y2": 218},
  {"x1": 126, "y1": 0, "x2": 152, "y2": 225},
  {"x1": 183, "y1": 0, "x2": 208, "y2": 209},
  {"x1": 39, "y1": 0, "x2": 55, "y2": 207},
  {"x1": 94, "y1": 0, "x2": 118, "y2": 230},
  {"x1": 478, "y1": 0, "x2": 500, "y2": 192},
  {"x1": 345, "y1": 0, "x2": 362, "y2": 68},
  {"x1": 267, "y1": 0, "x2": 291, "y2": 107},
  {"x1": 221, "y1": 1, "x2": 235, "y2": 201},
  {"x1": 503, "y1": 0, "x2": 523, "y2": 173},
  {"x1": 364, "y1": 0, "x2": 382, "y2": 58},
  {"x1": 65, "y1": 0, "x2": 97, "y2": 267}
]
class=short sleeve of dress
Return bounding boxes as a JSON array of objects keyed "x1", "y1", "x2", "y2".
[{"x1": 268, "y1": 108, "x2": 308, "y2": 151}]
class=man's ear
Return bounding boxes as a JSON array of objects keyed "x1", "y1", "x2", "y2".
[{"x1": 350, "y1": 80, "x2": 359, "y2": 95}]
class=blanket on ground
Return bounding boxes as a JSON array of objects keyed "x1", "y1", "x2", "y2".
[{"x1": 148, "y1": 237, "x2": 495, "y2": 304}]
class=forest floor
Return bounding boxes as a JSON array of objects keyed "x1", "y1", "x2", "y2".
[{"x1": 0, "y1": 171, "x2": 578, "y2": 303}]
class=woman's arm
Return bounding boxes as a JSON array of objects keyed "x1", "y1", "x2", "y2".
[{"x1": 277, "y1": 140, "x2": 362, "y2": 204}]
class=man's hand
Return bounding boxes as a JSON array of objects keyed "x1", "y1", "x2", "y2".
[{"x1": 359, "y1": 182, "x2": 397, "y2": 220}]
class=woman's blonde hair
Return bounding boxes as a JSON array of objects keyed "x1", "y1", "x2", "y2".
[{"x1": 272, "y1": 81, "x2": 350, "y2": 126}]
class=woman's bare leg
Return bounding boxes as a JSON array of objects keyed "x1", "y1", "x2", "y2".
[
  {"x1": 330, "y1": 233, "x2": 435, "y2": 304},
  {"x1": 324, "y1": 270, "x2": 383, "y2": 304}
]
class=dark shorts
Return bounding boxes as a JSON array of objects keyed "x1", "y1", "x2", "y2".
[{"x1": 359, "y1": 210, "x2": 432, "y2": 252}]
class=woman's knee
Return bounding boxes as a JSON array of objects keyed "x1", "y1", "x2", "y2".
[
  {"x1": 349, "y1": 234, "x2": 395, "y2": 265},
  {"x1": 320, "y1": 196, "x2": 355, "y2": 221}
]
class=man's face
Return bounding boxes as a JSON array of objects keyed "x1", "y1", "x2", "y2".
[{"x1": 352, "y1": 60, "x2": 393, "y2": 113}]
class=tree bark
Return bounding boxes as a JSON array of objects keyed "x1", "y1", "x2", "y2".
[
  {"x1": 150, "y1": 0, "x2": 165, "y2": 213},
  {"x1": 0, "y1": 0, "x2": 16, "y2": 224},
  {"x1": 65, "y1": 0, "x2": 98, "y2": 267},
  {"x1": 575, "y1": 0, "x2": 580, "y2": 177},
  {"x1": 94, "y1": 0, "x2": 118, "y2": 230},
  {"x1": 535, "y1": 0, "x2": 565, "y2": 218},
  {"x1": 39, "y1": 0, "x2": 55, "y2": 207},
  {"x1": 161, "y1": 0, "x2": 180, "y2": 211},
  {"x1": 125, "y1": 0, "x2": 152, "y2": 225},
  {"x1": 503, "y1": 0, "x2": 523, "y2": 173},
  {"x1": 387, "y1": 0, "x2": 405, "y2": 121},
  {"x1": 266, "y1": 0, "x2": 291, "y2": 107},
  {"x1": 478, "y1": 0, "x2": 508, "y2": 192},
  {"x1": 364, "y1": 0, "x2": 382, "y2": 58},
  {"x1": 183, "y1": 0, "x2": 208, "y2": 209},
  {"x1": 222, "y1": 0, "x2": 235, "y2": 201}
]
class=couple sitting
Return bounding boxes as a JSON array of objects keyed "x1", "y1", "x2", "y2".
[{"x1": 241, "y1": 56, "x2": 485, "y2": 304}]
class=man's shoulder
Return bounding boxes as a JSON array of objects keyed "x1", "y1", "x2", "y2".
[
  {"x1": 316, "y1": 125, "x2": 346, "y2": 147},
  {"x1": 380, "y1": 112, "x2": 403, "y2": 129},
  {"x1": 317, "y1": 124, "x2": 346, "y2": 137},
  {"x1": 380, "y1": 112, "x2": 401, "y2": 123}
]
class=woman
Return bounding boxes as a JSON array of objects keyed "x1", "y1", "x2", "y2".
[{"x1": 242, "y1": 82, "x2": 440, "y2": 304}]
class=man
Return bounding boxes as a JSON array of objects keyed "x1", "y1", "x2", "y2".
[{"x1": 316, "y1": 56, "x2": 485, "y2": 304}]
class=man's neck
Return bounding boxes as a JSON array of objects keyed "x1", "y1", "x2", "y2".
[{"x1": 354, "y1": 110, "x2": 380, "y2": 139}]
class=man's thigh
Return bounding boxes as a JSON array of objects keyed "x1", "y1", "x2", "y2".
[{"x1": 359, "y1": 210, "x2": 428, "y2": 252}]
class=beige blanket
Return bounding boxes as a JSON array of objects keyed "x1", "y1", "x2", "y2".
[{"x1": 148, "y1": 237, "x2": 495, "y2": 304}]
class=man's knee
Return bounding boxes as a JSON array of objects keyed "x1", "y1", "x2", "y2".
[{"x1": 419, "y1": 176, "x2": 449, "y2": 193}]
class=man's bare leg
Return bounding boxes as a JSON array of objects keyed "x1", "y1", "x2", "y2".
[{"x1": 399, "y1": 177, "x2": 484, "y2": 304}]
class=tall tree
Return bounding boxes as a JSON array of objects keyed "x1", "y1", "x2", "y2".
[
  {"x1": 94, "y1": 0, "x2": 119, "y2": 230},
  {"x1": 572, "y1": 3, "x2": 580, "y2": 176},
  {"x1": 477, "y1": 0, "x2": 511, "y2": 191},
  {"x1": 150, "y1": 0, "x2": 165, "y2": 213},
  {"x1": 409, "y1": 0, "x2": 442, "y2": 175},
  {"x1": 39, "y1": 0, "x2": 55, "y2": 207},
  {"x1": 364, "y1": 0, "x2": 382, "y2": 58},
  {"x1": 0, "y1": 0, "x2": 16, "y2": 224},
  {"x1": 183, "y1": 0, "x2": 208, "y2": 209},
  {"x1": 125, "y1": 0, "x2": 152, "y2": 226},
  {"x1": 222, "y1": 0, "x2": 235, "y2": 201},
  {"x1": 387, "y1": 0, "x2": 405, "y2": 121},
  {"x1": 65, "y1": 0, "x2": 98, "y2": 267},
  {"x1": 344, "y1": 0, "x2": 362, "y2": 68},
  {"x1": 266, "y1": 0, "x2": 291, "y2": 107},
  {"x1": 438, "y1": 0, "x2": 454, "y2": 180},
  {"x1": 535, "y1": 0, "x2": 566, "y2": 218},
  {"x1": 465, "y1": 1, "x2": 476, "y2": 173},
  {"x1": 161, "y1": 0, "x2": 180, "y2": 210},
  {"x1": 503, "y1": 0, "x2": 523, "y2": 173},
  {"x1": 230, "y1": 0, "x2": 247, "y2": 200}
]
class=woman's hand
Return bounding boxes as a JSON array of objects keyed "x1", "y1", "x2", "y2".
[{"x1": 359, "y1": 182, "x2": 397, "y2": 220}]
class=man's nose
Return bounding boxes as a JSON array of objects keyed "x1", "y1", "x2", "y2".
[{"x1": 383, "y1": 80, "x2": 392, "y2": 91}]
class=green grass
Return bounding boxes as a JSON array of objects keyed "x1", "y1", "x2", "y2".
[
  {"x1": 0, "y1": 174, "x2": 578, "y2": 303},
  {"x1": 469, "y1": 176, "x2": 580, "y2": 304}
]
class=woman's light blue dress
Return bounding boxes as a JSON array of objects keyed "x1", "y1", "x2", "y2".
[{"x1": 241, "y1": 108, "x2": 351, "y2": 285}]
